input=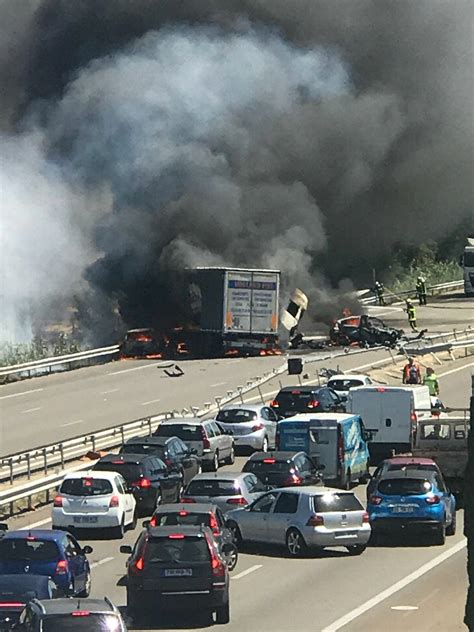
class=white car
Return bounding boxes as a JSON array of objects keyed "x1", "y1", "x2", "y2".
[
  {"x1": 327, "y1": 374, "x2": 374, "y2": 401},
  {"x1": 52, "y1": 471, "x2": 137, "y2": 538}
]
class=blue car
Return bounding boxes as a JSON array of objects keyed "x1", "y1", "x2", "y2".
[
  {"x1": 368, "y1": 470, "x2": 456, "y2": 545},
  {"x1": 0, "y1": 530, "x2": 92, "y2": 597}
]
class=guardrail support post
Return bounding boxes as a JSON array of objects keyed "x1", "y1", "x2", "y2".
[
  {"x1": 121, "y1": 425, "x2": 125, "y2": 444},
  {"x1": 8, "y1": 459, "x2": 13, "y2": 486},
  {"x1": 215, "y1": 397, "x2": 222, "y2": 410},
  {"x1": 237, "y1": 387, "x2": 244, "y2": 404},
  {"x1": 257, "y1": 385, "x2": 265, "y2": 404},
  {"x1": 59, "y1": 444, "x2": 64, "y2": 470},
  {"x1": 91, "y1": 436, "x2": 96, "y2": 453},
  {"x1": 42, "y1": 449, "x2": 48, "y2": 476},
  {"x1": 26, "y1": 454, "x2": 31, "y2": 480}
]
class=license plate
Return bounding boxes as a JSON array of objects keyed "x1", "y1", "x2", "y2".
[
  {"x1": 73, "y1": 516, "x2": 98, "y2": 523},
  {"x1": 162, "y1": 568, "x2": 192, "y2": 577},
  {"x1": 393, "y1": 506, "x2": 414, "y2": 513},
  {"x1": 335, "y1": 530, "x2": 357, "y2": 538}
]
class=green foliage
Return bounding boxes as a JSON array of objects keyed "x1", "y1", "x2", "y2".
[{"x1": 0, "y1": 334, "x2": 81, "y2": 367}]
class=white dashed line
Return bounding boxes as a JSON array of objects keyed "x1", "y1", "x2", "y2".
[
  {"x1": 91, "y1": 557, "x2": 115, "y2": 569},
  {"x1": 19, "y1": 518, "x2": 52, "y2": 530},
  {"x1": 61, "y1": 419, "x2": 84, "y2": 427},
  {"x1": 232, "y1": 564, "x2": 263, "y2": 580},
  {"x1": 438, "y1": 362, "x2": 474, "y2": 378},
  {"x1": 0, "y1": 388, "x2": 44, "y2": 400},
  {"x1": 210, "y1": 382, "x2": 227, "y2": 388},
  {"x1": 391, "y1": 606, "x2": 419, "y2": 611},
  {"x1": 108, "y1": 364, "x2": 160, "y2": 375},
  {"x1": 21, "y1": 407, "x2": 41, "y2": 414},
  {"x1": 100, "y1": 388, "x2": 119, "y2": 395},
  {"x1": 141, "y1": 399, "x2": 161, "y2": 406}
]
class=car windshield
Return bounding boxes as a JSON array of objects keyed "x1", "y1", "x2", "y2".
[
  {"x1": 94, "y1": 462, "x2": 142, "y2": 482},
  {"x1": 157, "y1": 425, "x2": 202, "y2": 440},
  {"x1": 312, "y1": 493, "x2": 363, "y2": 512},
  {"x1": 0, "y1": 539, "x2": 59, "y2": 562},
  {"x1": 154, "y1": 513, "x2": 212, "y2": 528},
  {"x1": 216, "y1": 409, "x2": 258, "y2": 423},
  {"x1": 42, "y1": 614, "x2": 123, "y2": 631},
  {"x1": 420, "y1": 424, "x2": 451, "y2": 440},
  {"x1": 145, "y1": 537, "x2": 210, "y2": 563},
  {"x1": 378, "y1": 478, "x2": 432, "y2": 495},
  {"x1": 186, "y1": 479, "x2": 241, "y2": 497},
  {"x1": 60, "y1": 478, "x2": 113, "y2": 496},
  {"x1": 328, "y1": 379, "x2": 363, "y2": 391}
]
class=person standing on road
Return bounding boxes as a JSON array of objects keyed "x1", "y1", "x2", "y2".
[
  {"x1": 423, "y1": 367, "x2": 440, "y2": 396},
  {"x1": 405, "y1": 300, "x2": 417, "y2": 331},
  {"x1": 402, "y1": 356, "x2": 422, "y2": 384},
  {"x1": 374, "y1": 281, "x2": 385, "y2": 306},
  {"x1": 416, "y1": 275, "x2": 427, "y2": 305}
]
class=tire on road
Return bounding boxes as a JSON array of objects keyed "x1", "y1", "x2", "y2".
[
  {"x1": 286, "y1": 528, "x2": 307, "y2": 557},
  {"x1": 446, "y1": 513, "x2": 456, "y2": 537},
  {"x1": 215, "y1": 601, "x2": 230, "y2": 624},
  {"x1": 225, "y1": 445, "x2": 235, "y2": 465},
  {"x1": 346, "y1": 544, "x2": 366, "y2": 556},
  {"x1": 433, "y1": 524, "x2": 446, "y2": 546}
]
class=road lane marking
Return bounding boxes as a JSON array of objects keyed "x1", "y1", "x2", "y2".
[
  {"x1": 391, "y1": 606, "x2": 419, "y2": 611},
  {"x1": 0, "y1": 388, "x2": 44, "y2": 400},
  {"x1": 61, "y1": 419, "x2": 84, "y2": 427},
  {"x1": 232, "y1": 564, "x2": 262, "y2": 580},
  {"x1": 438, "y1": 362, "x2": 474, "y2": 378},
  {"x1": 21, "y1": 407, "x2": 41, "y2": 414},
  {"x1": 19, "y1": 518, "x2": 52, "y2": 530},
  {"x1": 100, "y1": 388, "x2": 119, "y2": 395},
  {"x1": 91, "y1": 557, "x2": 114, "y2": 569},
  {"x1": 108, "y1": 364, "x2": 160, "y2": 375},
  {"x1": 322, "y1": 538, "x2": 466, "y2": 631},
  {"x1": 211, "y1": 382, "x2": 227, "y2": 388},
  {"x1": 141, "y1": 398, "x2": 161, "y2": 406}
]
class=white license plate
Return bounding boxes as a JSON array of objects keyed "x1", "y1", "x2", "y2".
[
  {"x1": 393, "y1": 506, "x2": 414, "y2": 513},
  {"x1": 73, "y1": 516, "x2": 99, "y2": 523},
  {"x1": 163, "y1": 568, "x2": 192, "y2": 577},
  {"x1": 335, "y1": 530, "x2": 357, "y2": 538}
]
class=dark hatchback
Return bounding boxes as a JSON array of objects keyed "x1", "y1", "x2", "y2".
[
  {"x1": 120, "y1": 436, "x2": 201, "y2": 487},
  {"x1": 0, "y1": 575, "x2": 58, "y2": 630},
  {"x1": 270, "y1": 386, "x2": 344, "y2": 418},
  {"x1": 121, "y1": 526, "x2": 230, "y2": 625},
  {"x1": 93, "y1": 453, "x2": 181, "y2": 514},
  {"x1": 242, "y1": 451, "x2": 322, "y2": 488}
]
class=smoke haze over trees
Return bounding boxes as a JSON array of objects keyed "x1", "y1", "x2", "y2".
[{"x1": 0, "y1": 0, "x2": 472, "y2": 343}]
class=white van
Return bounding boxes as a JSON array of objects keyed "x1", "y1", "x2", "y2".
[{"x1": 347, "y1": 385, "x2": 431, "y2": 463}]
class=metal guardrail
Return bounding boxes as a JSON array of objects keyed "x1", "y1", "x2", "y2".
[{"x1": 360, "y1": 279, "x2": 464, "y2": 306}]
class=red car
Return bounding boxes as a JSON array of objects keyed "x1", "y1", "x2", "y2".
[{"x1": 366, "y1": 456, "x2": 441, "y2": 500}]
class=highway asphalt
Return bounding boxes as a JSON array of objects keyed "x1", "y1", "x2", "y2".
[{"x1": 3, "y1": 359, "x2": 471, "y2": 631}]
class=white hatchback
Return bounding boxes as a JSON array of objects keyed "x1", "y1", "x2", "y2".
[{"x1": 52, "y1": 471, "x2": 137, "y2": 538}]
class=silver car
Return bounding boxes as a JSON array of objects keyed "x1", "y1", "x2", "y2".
[
  {"x1": 181, "y1": 472, "x2": 266, "y2": 513},
  {"x1": 226, "y1": 486, "x2": 371, "y2": 556},
  {"x1": 214, "y1": 404, "x2": 279, "y2": 452},
  {"x1": 155, "y1": 418, "x2": 234, "y2": 471}
]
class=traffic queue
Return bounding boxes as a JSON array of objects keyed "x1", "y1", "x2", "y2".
[{"x1": 0, "y1": 379, "x2": 461, "y2": 629}]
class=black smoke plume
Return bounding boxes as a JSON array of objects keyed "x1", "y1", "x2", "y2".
[{"x1": 1, "y1": 1, "x2": 472, "y2": 343}]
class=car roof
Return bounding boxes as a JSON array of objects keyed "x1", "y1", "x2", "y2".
[
  {"x1": 147, "y1": 525, "x2": 211, "y2": 538},
  {"x1": 36, "y1": 598, "x2": 117, "y2": 615},
  {"x1": 159, "y1": 419, "x2": 203, "y2": 426},
  {"x1": 278, "y1": 386, "x2": 325, "y2": 393},
  {"x1": 219, "y1": 404, "x2": 265, "y2": 412},
  {"x1": 97, "y1": 453, "x2": 152, "y2": 464},
  {"x1": 383, "y1": 456, "x2": 437, "y2": 466},
  {"x1": 153, "y1": 503, "x2": 219, "y2": 514},
  {"x1": 268, "y1": 485, "x2": 356, "y2": 495},
  {"x1": 378, "y1": 470, "x2": 434, "y2": 480},
  {"x1": 246, "y1": 451, "x2": 301, "y2": 462},
  {"x1": 2, "y1": 530, "x2": 64, "y2": 542},
  {"x1": 0, "y1": 574, "x2": 52, "y2": 591},
  {"x1": 328, "y1": 374, "x2": 368, "y2": 381},
  {"x1": 189, "y1": 472, "x2": 247, "y2": 482},
  {"x1": 126, "y1": 435, "x2": 171, "y2": 445},
  {"x1": 281, "y1": 413, "x2": 358, "y2": 422}
]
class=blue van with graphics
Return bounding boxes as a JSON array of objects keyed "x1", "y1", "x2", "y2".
[{"x1": 276, "y1": 413, "x2": 371, "y2": 489}]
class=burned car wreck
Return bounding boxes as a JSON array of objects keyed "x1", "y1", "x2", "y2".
[{"x1": 329, "y1": 314, "x2": 403, "y2": 348}]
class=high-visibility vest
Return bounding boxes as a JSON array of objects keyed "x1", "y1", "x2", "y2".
[
  {"x1": 407, "y1": 305, "x2": 416, "y2": 321},
  {"x1": 423, "y1": 374, "x2": 439, "y2": 395}
]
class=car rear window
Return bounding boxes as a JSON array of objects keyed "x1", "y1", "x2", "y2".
[
  {"x1": 0, "y1": 539, "x2": 59, "y2": 561},
  {"x1": 154, "y1": 512, "x2": 211, "y2": 528},
  {"x1": 145, "y1": 537, "x2": 210, "y2": 563},
  {"x1": 60, "y1": 477, "x2": 113, "y2": 496},
  {"x1": 42, "y1": 615, "x2": 123, "y2": 631},
  {"x1": 328, "y1": 379, "x2": 363, "y2": 391},
  {"x1": 93, "y1": 462, "x2": 142, "y2": 482},
  {"x1": 120, "y1": 443, "x2": 165, "y2": 458},
  {"x1": 386, "y1": 464, "x2": 437, "y2": 473},
  {"x1": 276, "y1": 391, "x2": 313, "y2": 404},
  {"x1": 186, "y1": 479, "x2": 241, "y2": 497},
  {"x1": 244, "y1": 461, "x2": 290, "y2": 473},
  {"x1": 378, "y1": 478, "x2": 432, "y2": 495},
  {"x1": 216, "y1": 409, "x2": 258, "y2": 423},
  {"x1": 312, "y1": 493, "x2": 363, "y2": 512},
  {"x1": 157, "y1": 425, "x2": 202, "y2": 440}
]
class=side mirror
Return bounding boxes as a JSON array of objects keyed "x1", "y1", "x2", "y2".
[
  {"x1": 82, "y1": 545, "x2": 93, "y2": 555},
  {"x1": 190, "y1": 448, "x2": 198, "y2": 455},
  {"x1": 142, "y1": 520, "x2": 151, "y2": 529},
  {"x1": 120, "y1": 545, "x2": 133, "y2": 555}
]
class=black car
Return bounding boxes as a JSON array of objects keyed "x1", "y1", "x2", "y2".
[
  {"x1": 242, "y1": 451, "x2": 322, "y2": 488},
  {"x1": 15, "y1": 597, "x2": 127, "y2": 631},
  {"x1": 0, "y1": 575, "x2": 58, "y2": 630},
  {"x1": 270, "y1": 386, "x2": 344, "y2": 418},
  {"x1": 120, "y1": 328, "x2": 164, "y2": 359},
  {"x1": 121, "y1": 526, "x2": 230, "y2": 625},
  {"x1": 146, "y1": 503, "x2": 238, "y2": 570},
  {"x1": 93, "y1": 453, "x2": 181, "y2": 514},
  {"x1": 120, "y1": 436, "x2": 201, "y2": 487}
]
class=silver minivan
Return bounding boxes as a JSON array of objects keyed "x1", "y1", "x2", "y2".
[
  {"x1": 226, "y1": 486, "x2": 371, "y2": 556},
  {"x1": 214, "y1": 404, "x2": 278, "y2": 452},
  {"x1": 155, "y1": 418, "x2": 234, "y2": 471}
]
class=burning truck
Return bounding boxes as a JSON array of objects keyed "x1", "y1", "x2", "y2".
[{"x1": 120, "y1": 267, "x2": 282, "y2": 359}]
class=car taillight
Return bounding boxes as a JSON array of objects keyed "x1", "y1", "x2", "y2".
[
  {"x1": 251, "y1": 423, "x2": 264, "y2": 432},
  {"x1": 307, "y1": 400, "x2": 319, "y2": 409},
  {"x1": 72, "y1": 611, "x2": 90, "y2": 617},
  {"x1": 149, "y1": 516, "x2": 157, "y2": 527},
  {"x1": 369, "y1": 495, "x2": 382, "y2": 505},
  {"x1": 363, "y1": 512, "x2": 370, "y2": 523},
  {"x1": 132, "y1": 478, "x2": 151, "y2": 489},
  {"x1": 135, "y1": 557, "x2": 144, "y2": 571},
  {"x1": 411, "y1": 412, "x2": 417, "y2": 422},
  {"x1": 209, "y1": 514, "x2": 220, "y2": 536},
  {"x1": 263, "y1": 459, "x2": 276, "y2": 464},
  {"x1": 0, "y1": 602, "x2": 25, "y2": 608},
  {"x1": 270, "y1": 400, "x2": 279, "y2": 408},
  {"x1": 55, "y1": 560, "x2": 68, "y2": 575},
  {"x1": 109, "y1": 495, "x2": 120, "y2": 507},
  {"x1": 226, "y1": 497, "x2": 247, "y2": 505},
  {"x1": 205, "y1": 534, "x2": 226, "y2": 579},
  {"x1": 285, "y1": 473, "x2": 302, "y2": 486},
  {"x1": 201, "y1": 427, "x2": 211, "y2": 450},
  {"x1": 53, "y1": 495, "x2": 63, "y2": 507},
  {"x1": 181, "y1": 497, "x2": 196, "y2": 503},
  {"x1": 307, "y1": 515, "x2": 324, "y2": 527},
  {"x1": 338, "y1": 429, "x2": 344, "y2": 464},
  {"x1": 425, "y1": 495, "x2": 441, "y2": 505}
]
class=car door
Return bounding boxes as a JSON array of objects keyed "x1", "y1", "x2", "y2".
[
  {"x1": 434, "y1": 473, "x2": 453, "y2": 526},
  {"x1": 267, "y1": 492, "x2": 300, "y2": 544},
  {"x1": 146, "y1": 458, "x2": 171, "y2": 504},
  {"x1": 175, "y1": 438, "x2": 199, "y2": 484},
  {"x1": 115, "y1": 475, "x2": 135, "y2": 523},
  {"x1": 237, "y1": 492, "x2": 279, "y2": 542},
  {"x1": 210, "y1": 421, "x2": 231, "y2": 458},
  {"x1": 262, "y1": 407, "x2": 278, "y2": 447},
  {"x1": 64, "y1": 535, "x2": 86, "y2": 592}
]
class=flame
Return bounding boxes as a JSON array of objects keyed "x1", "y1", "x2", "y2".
[
  {"x1": 225, "y1": 349, "x2": 239, "y2": 356},
  {"x1": 176, "y1": 342, "x2": 189, "y2": 354}
]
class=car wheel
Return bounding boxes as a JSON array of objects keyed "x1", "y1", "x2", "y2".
[
  {"x1": 359, "y1": 463, "x2": 371, "y2": 484},
  {"x1": 286, "y1": 528, "x2": 307, "y2": 557},
  {"x1": 129, "y1": 510, "x2": 137, "y2": 531},
  {"x1": 261, "y1": 436, "x2": 269, "y2": 452},
  {"x1": 126, "y1": 588, "x2": 141, "y2": 622},
  {"x1": 225, "y1": 544, "x2": 239, "y2": 571},
  {"x1": 225, "y1": 445, "x2": 235, "y2": 465},
  {"x1": 112, "y1": 518, "x2": 125, "y2": 540},
  {"x1": 346, "y1": 545, "x2": 366, "y2": 556},
  {"x1": 215, "y1": 601, "x2": 230, "y2": 624},
  {"x1": 77, "y1": 570, "x2": 91, "y2": 597},
  {"x1": 433, "y1": 525, "x2": 446, "y2": 546},
  {"x1": 446, "y1": 513, "x2": 456, "y2": 537},
  {"x1": 227, "y1": 521, "x2": 242, "y2": 546},
  {"x1": 211, "y1": 451, "x2": 219, "y2": 472}
]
